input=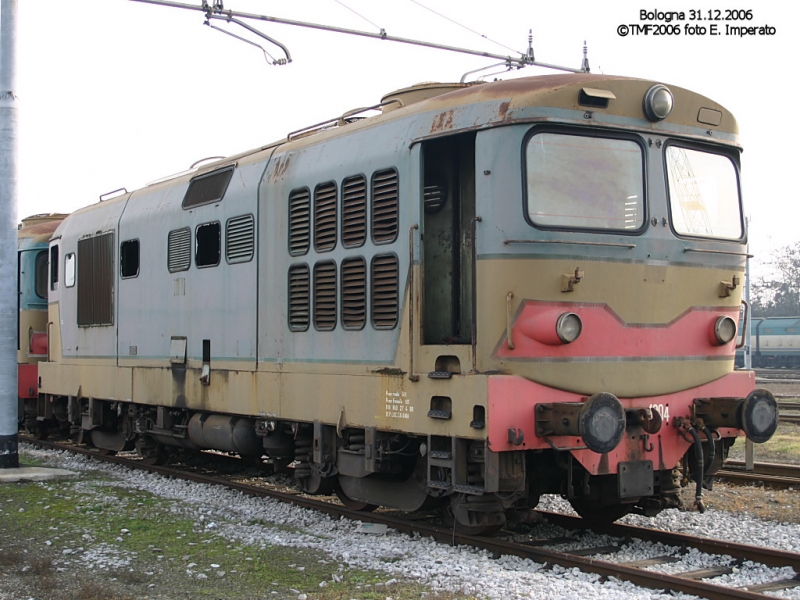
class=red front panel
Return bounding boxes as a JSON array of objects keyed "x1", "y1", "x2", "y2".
[
  {"x1": 487, "y1": 370, "x2": 754, "y2": 475},
  {"x1": 495, "y1": 301, "x2": 740, "y2": 361},
  {"x1": 18, "y1": 364, "x2": 38, "y2": 399}
]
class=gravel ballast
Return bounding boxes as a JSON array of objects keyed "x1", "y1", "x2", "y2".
[{"x1": 3, "y1": 444, "x2": 800, "y2": 599}]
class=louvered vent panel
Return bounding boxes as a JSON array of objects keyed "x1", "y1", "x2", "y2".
[
  {"x1": 182, "y1": 167, "x2": 234, "y2": 209},
  {"x1": 314, "y1": 182, "x2": 337, "y2": 252},
  {"x1": 289, "y1": 188, "x2": 310, "y2": 256},
  {"x1": 168, "y1": 228, "x2": 191, "y2": 273},
  {"x1": 288, "y1": 264, "x2": 310, "y2": 331},
  {"x1": 423, "y1": 184, "x2": 447, "y2": 214},
  {"x1": 77, "y1": 233, "x2": 114, "y2": 327},
  {"x1": 341, "y1": 175, "x2": 366, "y2": 248},
  {"x1": 226, "y1": 214, "x2": 255, "y2": 263},
  {"x1": 92, "y1": 232, "x2": 114, "y2": 325},
  {"x1": 341, "y1": 257, "x2": 366, "y2": 329},
  {"x1": 371, "y1": 254, "x2": 398, "y2": 329},
  {"x1": 314, "y1": 261, "x2": 337, "y2": 330},
  {"x1": 371, "y1": 169, "x2": 399, "y2": 243},
  {"x1": 77, "y1": 237, "x2": 95, "y2": 326}
]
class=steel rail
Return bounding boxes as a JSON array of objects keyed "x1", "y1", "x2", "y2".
[
  {"x1": 724, "y1": 460, "x2": 800, "y2": 478},
  {"x1": 716, "y1": 459, "x2": 800, "y2": 488},
  {"x1": 538, "y1": 511, "x2": 800, "y2": 571},
  {"x1": 22, "y1": 436, "x2": 799, "y2": 599}
]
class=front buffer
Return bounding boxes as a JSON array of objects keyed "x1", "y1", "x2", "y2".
[{"x1": 488, "y1": 371, "x2": 778, "y2": 522}]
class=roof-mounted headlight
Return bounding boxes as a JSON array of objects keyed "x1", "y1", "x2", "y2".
[{"x1": 643, "y1": 84, "x2": 674, "y2": 122}]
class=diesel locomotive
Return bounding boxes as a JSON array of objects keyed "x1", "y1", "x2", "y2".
[
  {"x1": 28, "y1": 73, "x2": 778, "y2": 530},
  {"x1": 16, "y1": 214, "x2": 67, "y2": 428}
]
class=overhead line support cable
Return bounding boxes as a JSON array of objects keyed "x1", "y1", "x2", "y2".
[{"x1": 129, "y1": 0, "x2": 586, "y2": 73}]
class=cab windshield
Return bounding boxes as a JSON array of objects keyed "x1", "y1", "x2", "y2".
[
  {"x1": 665, "y1": 146, "x2": 742, "y2": 239},
  {"x1": 525, "y1": 132, "x2": 644, "y2": 232}
]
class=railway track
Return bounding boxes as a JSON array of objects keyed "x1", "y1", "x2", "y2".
[
  {"x1": 717, "y1": 460, "x2": 800, "y2": 489},
  {"x1": 20, "y1": 436, "x2": 800, "y2": 600}
]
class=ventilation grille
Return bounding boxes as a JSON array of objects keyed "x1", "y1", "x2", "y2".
[
  {"x1": 314, "y1": 261, "x2": 337, "y2": 330},
  {"x1": 288, "y1": 264, "x2": 310, "y2": 331},
  {"x1": 168, "y1": 228, "x2": 192, "y2": 273},
  {"x1": 182, "y1": 167, "x2": 234, "y2": 209},
  {"x1": 314, "y1": 182, "x2": 337, "y2": 252},
  {"x1": 289, "y1": 188, "x2": 310, "y2": 256},
  {"x1": 341, "y1": 257, "x2": 366, "y2": 329},
  {"x1": 424, "y1": 184, "x2": 447, "y2": 214},
  {"x1": 372, "y1": 254, "x2": 398, "y2": 328},
  {"x1": 372, "y1": 169, "x2": 399, "y2": 243},
  {"x1": 226, "y1": 214, "x2": 255, "y2": 263},
  {"x1": 77, "y1": 232, "x2": 114, "y2": 327},
  {"x1": 342, "y1": 175, "x2": 367, "y2": 248}
]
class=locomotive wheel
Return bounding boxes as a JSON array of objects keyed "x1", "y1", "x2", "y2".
[
  {"x1": 297, "y1": 466, "x2": 336, "y2": 496},
  {"x1": 24, "y1": 416, "x2": 48, "y2": 440},
  {"x1": 137, "y1": 442, "x2": 167, "y2": 466},
  {"x1": 334, "y1": 484, "x2": 378, "y2": 512},
  {"x1": 442, "y1": 494, "x2": 506, "y2": 536},
  {"x1": 568, "y1": 498, "x2": 632, "y2": 524},
  {"x1": 31, "y1": 426, "x2": 49, "y2": 441},
  {"x1": 441, "y1": 504, "x2": 503, "y2": 536}
]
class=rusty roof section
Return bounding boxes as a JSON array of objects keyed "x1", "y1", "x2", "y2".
[
  {"x1": 409, "y1": 73, "x2": 738, "y2": 135},
  {"x1": 18, "y1": 214, "x2": 68, "y2": 242},
  {"x1": 143, "y1": 73, "x2": 739, "y2": 191}
]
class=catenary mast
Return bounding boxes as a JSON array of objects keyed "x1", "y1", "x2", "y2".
[{"x1": 0, "y1": 0, "x2": 19, "y2": 469}]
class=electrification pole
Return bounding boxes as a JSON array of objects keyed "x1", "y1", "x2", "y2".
[{"x1": 0, "y1": 0, "x2": 19, "y2": 469}]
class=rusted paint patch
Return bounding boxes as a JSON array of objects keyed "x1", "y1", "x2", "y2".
[
  {"x1": 597, "y1": 452, "x2": 610, "y2": 475},
  {"x1": 429, "y1": 110, "x2": 455, "y2": 134},
  {"x1": 266, "y1": 154, "x2": 293, "y2": 183},
  {"x1": 497, "y1": 101, "x2": 511, "y2": 120}
]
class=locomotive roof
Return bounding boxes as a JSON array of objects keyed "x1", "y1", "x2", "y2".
[
  {"x1": 64, "y1": 73, "x2": 739, "y2": 216},
  {"x1": 18, "y1": 214, "x2": 68, "y2": 243},
  {"x1": 216, "y1": 72, "x2": 738, "y2": 168}
]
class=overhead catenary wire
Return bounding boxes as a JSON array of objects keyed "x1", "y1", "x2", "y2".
[
  {"x1": 405, "y1": 0, "x2": 520, "y2": 55},
  {"x1": 129, "y1": 0, "x2": 586, "y2": 73},
  {"x1": 331, "y1": 0, "x2": 383, "y2": 33}
]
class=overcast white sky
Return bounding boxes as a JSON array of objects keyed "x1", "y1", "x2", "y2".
[{"x1": 15, "y1": 0, "x2": 797, "y2": 276}]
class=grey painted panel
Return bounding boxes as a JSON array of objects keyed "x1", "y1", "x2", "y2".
[
  {"x1": 258, "y1": 119, "x2": 416, "y2": 364},
  {"x1": 116, "y1": 162, "x2": 264, "y2": 366},
  {"x1": 474, "y1": 126, "x2": 745, "y2": 269},
  {"x1": 53, "y1": 196, "x2": 129, "y2": 359}
]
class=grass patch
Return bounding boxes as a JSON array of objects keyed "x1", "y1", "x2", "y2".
[
  {"x1": 728, "y1": 422, "x2": 800, "y2": 464},
  {"x1": 0, "y1": 465, "x2": 458, "y2": 600}
]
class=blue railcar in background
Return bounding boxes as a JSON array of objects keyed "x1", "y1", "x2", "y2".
[{"x1": 738, "y1": 317, "x2": 800, "y2": 368}]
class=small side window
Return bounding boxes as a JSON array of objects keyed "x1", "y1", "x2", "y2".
[
  {"x1": 121, "y1": 240, "x2": 140, "y2": 278},
  {"x1": 65, "y1": 253, "x2": 76, "y2": 288},
  {"x1": 196, "y1": 222, "x2": 221, "y2": 268},
  {"x1": 35, "y1": 251, "x2": 48, "y2": 299},
  {"x1": 50, "y1": 245, "x2": 59, "y2": 291}
]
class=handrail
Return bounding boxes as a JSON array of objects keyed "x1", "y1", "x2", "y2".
[
  {"x1": 504, "y1": 239, "x2": 635, "y2": 249},
  {"x1": 684, "y1": 247, "x2": 753, "y2": 258},
  {"x1": 408, "y1": 224, "x2": 419, "y2": 382},
  {"x1": 737, "y1": 299, "x2": 749, "y2": 350},
  {"x1": 46, "y1": 321, "x2": 52, "y2": 362},
  {"x1": 471, "y1": 216, "x2": 482, "y2": 372},
  {"x1": 506, "y1": 292, "x2": 515, "y2": 350}
]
